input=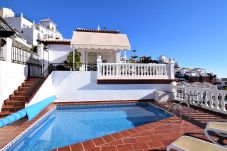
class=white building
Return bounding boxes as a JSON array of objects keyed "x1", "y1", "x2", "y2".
[
  {"x1": 1, "y1": 8, "x2": 63, "y2": 46},
  {"x1": 219, "y1": 78, "x2": 227, "y2": 89},
  {"x1": 39, "y1": 19, "x2": 63, "y2": 40},
  {"x1": 0, "y1": 17, "x2": 40, "y2": 109},
  {"x1": 71, "y1": 28, "x2": 131, "y2": 65},
  {"x1": 159, "y1": 55, "x2": 176, "y2": 64},
  {"x1": 0, "y1": 7, "x2": 14, "y2": 18},
  {"x1": 0, "y1": 22, "x2": 176, "y2": 113}
]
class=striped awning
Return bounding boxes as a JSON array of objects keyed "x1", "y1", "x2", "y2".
[{"x1": 71, "y1": 29, "x2": 131, "y2": 50}]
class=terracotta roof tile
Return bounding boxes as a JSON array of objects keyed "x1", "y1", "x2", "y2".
[
  {"x1": 38, "y1": 39, "x2": 70, "y2": 45},
  {"x1": 76, "y1": 28, "x2": 120, "y2": 34}
]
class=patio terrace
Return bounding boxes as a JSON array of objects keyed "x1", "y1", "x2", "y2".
[{"x1": 0, "y1": 100, "x2": 226, "y2": 151}]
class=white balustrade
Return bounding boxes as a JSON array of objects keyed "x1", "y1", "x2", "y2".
[
  {"x1": 175, "y1": 85, "x2": 227, "y2": 115},
  {"x1": 97, "y1": 63, "x2": 174, "y2": 80}
]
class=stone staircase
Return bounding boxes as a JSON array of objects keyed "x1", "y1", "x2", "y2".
[{"x1": 0, "y1": 78, "x2": 44, "y2": 118}]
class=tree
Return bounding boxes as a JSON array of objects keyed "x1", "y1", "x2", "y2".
[
  {"x1": 31, "y1": 45, "x2": 37, "y2": 53},
  {"x1": 131, "y1": 49, "x2": 138, "y2": 63},
  {"x1": 174, "y1": 62, "x2": 180, "y2": 68},
  {"x1": 66, "y1": 50, "x2": 81, "y2": 69}
]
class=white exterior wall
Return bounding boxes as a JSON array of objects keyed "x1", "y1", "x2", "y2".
[
  {"x1": 78, "y1": 49, "x2": 119, "y2": 64},
  {"x1": 5, "y1": 17, "x2": 22, "y2": 30},
  {"x1": 21, "y1": 16, "x2": 33, "y2": 28},
  {"x1": 52, "y1": 71, "x2": 173, "y2": 102},
  {"x1": 26, "y1": 73, "x2": 54, "y2": 106},
  {"x1": 21, "y1": 28, "x2": 34, "y2": 45},
  {"x1": 48, "y1": 44, "x2": 72, "y2": 63},
  {"x1": 0, "y1": 37, "x2": 40, "y2": 109},
  {"x1": 100, "y1": 51, "x2": 116, "y2": 63},
  {"x1": 0, "y1": 61, "x2": 28, "y2": 108},
  {"x1": 0, "y1": 8, "x2": 15, "y2": 18},
  {"x1": 26, "y1": 71, "x2": 174, "y2": 106}
]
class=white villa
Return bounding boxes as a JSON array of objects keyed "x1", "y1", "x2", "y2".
[
  {"x1": 0, "y1": 12, "x2": 176, "y2": 110},
  {"x1": 0, "y1": 7, "x2": 225, "y2": 120}
]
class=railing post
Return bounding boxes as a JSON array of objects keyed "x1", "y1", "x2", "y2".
[
  {"x1": 220, "y1": 93, "x2": 226, "y2": 112},
  {"x1": 97, "y1": 63, "x2": 100, "y2": 79},
  {"x1": 168, "y1": 63, "x2": 175, "y2": 79}
]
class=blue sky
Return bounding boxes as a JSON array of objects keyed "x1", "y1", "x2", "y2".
[{"x1": 1, "y1": 0, "x2": 227, "y2": 78}]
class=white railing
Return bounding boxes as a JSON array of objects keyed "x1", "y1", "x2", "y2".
[
  {"x1": 176, "y1": 85, "x2": 227, "y2": 115},
  {"x1": 97, "y1": 63, "x2": 175, "y2": 79}
]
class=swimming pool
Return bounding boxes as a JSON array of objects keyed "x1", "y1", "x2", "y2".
[{"x1": 8, "y1": 102, "x2": 171, "y2": 151}]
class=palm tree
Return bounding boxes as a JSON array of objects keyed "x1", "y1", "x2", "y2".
[{"x1": 131, "y1": 49, "x2": 138, "y2": 62}]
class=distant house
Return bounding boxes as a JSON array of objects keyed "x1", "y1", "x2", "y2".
[
  {"x1": 175, "y1": 67, "x2": 218, "y2": 84},
  {"x1": 1, "y1": 8, "x2": 63, "y2": 46},
  {"x1": 220, "y1": 78, "x2": 227, "y2": 89}
]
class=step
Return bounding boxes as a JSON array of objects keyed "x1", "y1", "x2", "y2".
[
  {"x1": 20, "y1": 85, "x2": 33, "y2": 88},
  {"x1": 3, "y1": 101, "x2": 25, "y2": 107},
  {"x1": 23, "y1": 80, "x2": 36, "y2": 83},
  {"x1": 4, "y1": 100, "x2": 26, "y2": 106},
  {"x1": 1, "y1": 105, "x2": 24, "y2": 112},
  {"x1": 17, "y1": 87, "x2": 30, "y2": 91},
  {"x1": 14, "y1": 91, "x2": 28, "y2": 96},
  {"x1": 22, "y1": 83, "x2": 34, "y2": 87},
  {"x1": 9, "y1": 96, "x2": 29, "y2": 101},
  {"x1": 26, "y1": 78, "x2": 40, "y2": 82}
]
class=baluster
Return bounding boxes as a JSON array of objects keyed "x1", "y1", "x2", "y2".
[
  {"x1": 204, "y1": 90, "x2": 209, "y2": 107},
  {"x1": 102, "y1": 65, "x2": 105, "y2": 76},
  {"x1": 220, "y1": 93, "x2": 226, "y2": 112},
  {"x1": 210, "y1": 92, "x2": 215, "y2": 108},
  {"x1": 123, "y1": 65, "x2": 125, "y2": 76}
]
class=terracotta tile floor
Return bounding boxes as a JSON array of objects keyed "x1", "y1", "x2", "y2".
[
  {"x1": 0, "y1": 101, "x2": 226, "y2": 151},
  {"x1": 0, "y1": 104, "x2": 55, "y2": 148},
  {"x1": 54, "y1": 101, "x2": 227, "y2": 151}
]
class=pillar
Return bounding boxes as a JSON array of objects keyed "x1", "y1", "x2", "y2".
[
  {"x1": 116, "y1": 50, "x2": 121, "y2": 63},
  {"x1": 4, "y1": 38, "x2": 13, "y2": 63},
  {"x1": 124, "y1": 50, "x2": 127, "y2": 63},
  {"x1": 72, "y1": 50, "x2": 75, "y2": 71}
]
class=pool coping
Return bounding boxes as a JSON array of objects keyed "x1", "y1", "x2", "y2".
[{"x1": 2, "y1": 106, "x2": 56, "y2": 151}]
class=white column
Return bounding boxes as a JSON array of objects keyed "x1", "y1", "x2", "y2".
[
  {"x1": 5, "y1": 38, "x2": 13, "y2": 63},
  {"x1": 37, "y1": 43, "x2": 44, "y2": 63},
  {"x1": 116, "y1": 50, "x2": 121, "y2": 63},
  {"x1": 168, "y1": 63, "x2": 175, "y2": 79},
  {"x1": 72, "y1": 50, "x2": 75, "y2": 71},
  {"x1": 124, "y1": 50, "x2": 127, "y2": 63}
]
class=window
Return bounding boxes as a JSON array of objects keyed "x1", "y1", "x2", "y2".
[
  {"x1": 224, "y1": 82, "x2": 227, "y2": 86},
  {"x1": 37, "y1": 33, "x2": 40, "y2": 39}
]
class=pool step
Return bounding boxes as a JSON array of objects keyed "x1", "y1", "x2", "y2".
[{"x1": 0, "y1": 77, "x2": 45, "y2": 119}]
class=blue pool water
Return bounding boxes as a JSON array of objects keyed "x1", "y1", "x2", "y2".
[{"x1": 9, "y1": 103, "x2": 171, "y2": 151}]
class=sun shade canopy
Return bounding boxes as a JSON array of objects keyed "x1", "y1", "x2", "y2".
[{"x1": 71, "y1": 29, "x2": 131, "y2": 50}]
